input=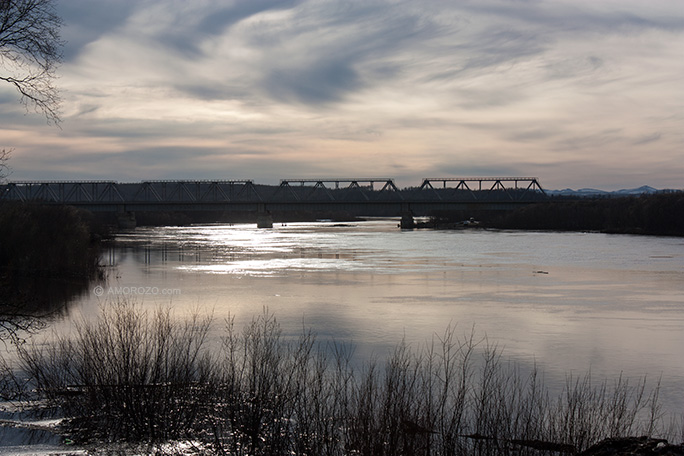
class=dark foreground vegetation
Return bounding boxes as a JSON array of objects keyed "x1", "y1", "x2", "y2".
[
  {"x1": 487, "y1": 193, "x2": 684, "y2": 236},
  {"x1": 0, "y1": 202, "x2": 106, "y2": 341},
  {"x1": 0, "y1": 202, "x2": 104, "y2": 278},
  {"x1": 9, "y1": 303, "x2": 683, "y2": 455}
]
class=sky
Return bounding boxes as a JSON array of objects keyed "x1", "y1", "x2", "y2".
[{"x1": 1, "y1": 0, "x2": 683, "y2": 190}]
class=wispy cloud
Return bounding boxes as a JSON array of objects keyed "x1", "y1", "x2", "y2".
[
  {"x1": 2, "y1": 0, "x2": 683, "y2": 190},
  {"x1": 631, "y1": 132, "x2": 662, "y2": 146}
]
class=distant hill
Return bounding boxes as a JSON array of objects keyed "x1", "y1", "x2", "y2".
[
  {"x1": 547, "y1": 185, "x2": 661, "y2": 197},
  {"x1": 613, "y1": 185, "x2": 659, "y2": 195}
]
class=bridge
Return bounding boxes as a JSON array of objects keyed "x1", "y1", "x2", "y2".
[{"x1": 0, "y1": 177, "x2": 547, "y2": 228}]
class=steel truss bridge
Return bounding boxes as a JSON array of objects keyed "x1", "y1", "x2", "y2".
[{"x1": 0, "y1": 177, "x2": 547, "y2": 225}]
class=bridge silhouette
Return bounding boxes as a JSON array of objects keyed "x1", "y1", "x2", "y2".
[{"x1": 1, "y1": 177, "x2": 547, "y2": 227}]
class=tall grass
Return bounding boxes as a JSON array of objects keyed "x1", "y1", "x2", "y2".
[{"x1": 16, "y1": 303, "x2": 681, "y2": 454}]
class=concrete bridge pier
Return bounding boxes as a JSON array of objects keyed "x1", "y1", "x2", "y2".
[
  {"x1": 257, "y1": 213, "x2": 273, "y2": 228},
  {"x1": 256, "y1": 204, "x2": 273, "y2": 228},
  {"x1": 117, "y1": 209, "x2": 136, "y2": 229},
  {"x1": 400, "y1": 206, "x2": 415, "y2": 229}
]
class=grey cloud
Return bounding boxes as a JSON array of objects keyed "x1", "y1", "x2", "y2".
[
  {"x1": 173, "y1": 83, "x2": 250, "y2": 102},
  {"x1": 460, "y1": 29, "x2": 545, "y2": 70},
  {"x1": 553, "y1": 128, "x2": 625, "y2": 151},
  {"x1": 418, "y1": 31, "x2": 545, "y2": 87},
  {"x1": 507, "y1": 128, "x2": 563, "y2": 143},
  {"x1": 70, "y1": 104, "x2": 100, "y2": 118},
  {"x1": 58, "y1": 0, "x2": 303, "y2": 62},
  {"x1": 115, "y1": 146, "x2": 231, "y2": 168},
  {"x1": 251, "y1": 4, "x2": 446, "y2": 105},
  {"x1": 14, "y1": 145, "x2": 274, "y2": 181},
  {"x1": 61, "y1": 119, "x2": 185, "y2": 140},
  {"x1": 0, "y1": 90, "x2": 24, "y2": 119},
  {"x1": 157, "y1": 0, "x2": 303, "y2": 58},
  {"x1": 0, "y1": 99, "x2": 50, "y2": 128},
  {"x1": 58, "y1": 0, "x2": 140, "y2": 61},
  {"x1": 57, "y1": 0, "x2": 684, "y2": 107},
  {"x1": 147, "y1": 0, "x2": 684, "y2": 109},
  {"x1": 60, "y1": 116, "x2": 295, "y2": 143},
  {"x1": 452, "y1": 86, "x2": 527, "y2": 110},
  {"x1": 544, "y1": 56, "x2": 604, "y2": 81},
  {"x1": 428, "y1": 1, "x2": 684, "y2": 87},
  {"x1": 247, "y1": 2, "x2": 548, "y2": 107},
  {"x1": 461, "y1": 2, "x2": 684, "y2": 35},
  {"x1": 264, "y1": 60, "x2": 360, "y2": 105},
  {"x1": 633, "y1": 132, "x2": 662, "y2": 146},
  {"x1": 197, "y1": 0, "x2": 302, "y2": 36}
]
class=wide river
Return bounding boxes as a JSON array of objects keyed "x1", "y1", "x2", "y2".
[{"x1": 66, "y1": 220, "x2": 684, "y2": 417}]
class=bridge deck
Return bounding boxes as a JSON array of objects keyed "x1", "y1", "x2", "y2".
[{"x1": 0, "y1": 178, "x2": 547, "y2": 216}]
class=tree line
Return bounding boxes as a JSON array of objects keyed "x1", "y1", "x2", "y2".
[
  {"x1": 0, "y1": 202, "x2": 105, "y2": 342},
  {"x1": 486, "y1": 193, "x2": 684, "y2": 236}
]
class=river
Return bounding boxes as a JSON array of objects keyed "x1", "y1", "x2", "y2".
[{"x1": 56, "y1": 220, "x2": 684, "y2": 417}]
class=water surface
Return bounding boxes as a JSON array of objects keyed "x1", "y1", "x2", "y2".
[{"x1": 70, "y1": 221, "x2": 684, "y2": 415}]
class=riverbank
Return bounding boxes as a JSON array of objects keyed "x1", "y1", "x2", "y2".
[
  {"x1": 117, "y1": 191, "x2": 684, "y2": 236},
  {"x1": 489, "y1": 192, "x2": 684, "y2": 236},
  {"x1": 0, "y1": 202, "x2": 107, "y2": 342},
  {"x1": 0, "y1": 202, "x2": 107, "y2": 279},
  {"x1": 421, "y1": 192, "x2": 684, "y2": 236},
  {"x1": 8, "y1": 303, "x2": 682, "y2": 455}
]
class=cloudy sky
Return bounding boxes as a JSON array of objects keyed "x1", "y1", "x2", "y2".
[{"x1": 2, "y1": 0, "x2": 683, "y2": 190}]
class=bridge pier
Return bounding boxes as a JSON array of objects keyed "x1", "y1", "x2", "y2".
[
  {"x1": 400, "y1": 206, "x2": 415, "y2": 229},
  {"x1": 256, "y1": 205, "x2": 273, "y2": 229},
  {"x1": 117, "y1": 210, "x2": 136, "y2": 229}
]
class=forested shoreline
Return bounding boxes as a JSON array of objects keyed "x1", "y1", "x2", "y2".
[
  {"x1": 0, "y1": 202, "x2": 106, "y2": 279},
  {"x1": 424, "y1": 193, "x2": 684, "y2": 236},
  {"x1": 0, "y1": 203, "x2": 106, "y2": 341},
  {"x1": 489, "y1": 192, "x2": 684, "y2": 236}
]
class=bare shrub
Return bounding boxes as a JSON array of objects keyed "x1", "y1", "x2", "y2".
[
  {"x1": 16, "y1": 307, "x2": 678, "y2": 454},
  {"x1": 19, "y1": 301, "x2": 215, "y2": 443},
  {"x1": 207, "y1": 311, "x2": 320, "y2": 455}
]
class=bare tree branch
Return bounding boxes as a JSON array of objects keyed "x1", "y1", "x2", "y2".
[
  {"x1": 0, "y1": 0, "x2": 63, "y2": 124},
  {"x1": 0, "y1": 148, "x2": 11, "y2": 181}
]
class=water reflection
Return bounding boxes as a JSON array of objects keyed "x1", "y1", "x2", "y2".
[
  {"x1": 0, "y1": 275, "x2": 94, "y2": 340},
  {"x1": 0, "y1": 400, "x2": 63, "y2": 449},
  {"x1": 0, "y1": 421, "x2": 62, "y2": 448},
  {"x1": 65, "y1": 221, "x2": 684, "y2": 416},
  {"x1": 0, "y1": 275, "x2": 95, "y2": 448}
]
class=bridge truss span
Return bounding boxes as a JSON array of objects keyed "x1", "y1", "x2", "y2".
[
  {"x1": 276, "y1": 178, "x2": 401, "y2": 202},
  {"x1": 130, "y1": 180, "x2": 259, "y2": 203},
  {"x1": 419, "y1": 177, "x2": 546, "y2": 201},
  {"x1": 0, "y1": 180, "x2": 261, "y2": 204},
  {"x1": 1, "y1": 181, "x2": 124, "y2": 203}
]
